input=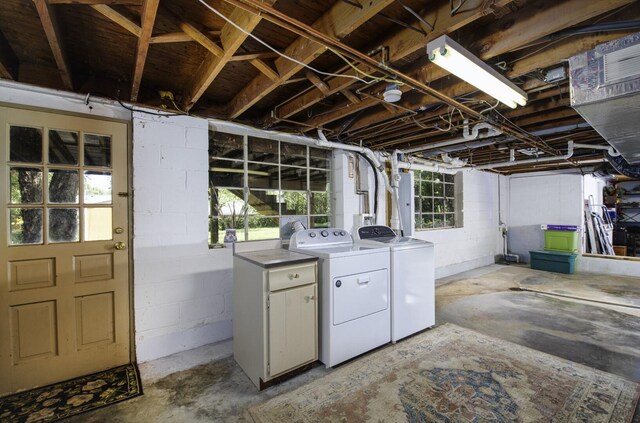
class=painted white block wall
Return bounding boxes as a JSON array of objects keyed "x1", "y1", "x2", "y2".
[
  {"x1": 507, "y1": 172, "x2": 583, "y2": 263},
  {"x1": 132, "y1": 112, "x2": 232, "y2": 362}
]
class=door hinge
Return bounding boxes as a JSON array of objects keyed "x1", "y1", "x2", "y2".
[
  {"x1": 118, "y1": 192, "x2": 129, "y2": 197},
  {"x1": 266, "y1": 297, "x2": 270, "y2": 309},
  {"x1": 267, "y1": 363, "x2": 270, "y2": 373}
]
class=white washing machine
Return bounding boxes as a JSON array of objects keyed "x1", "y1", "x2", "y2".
[
  {"x1": 353, "y1": 225, "x2": 435, "y2": 342},
  {"x1": 289, "y1": 228, "x2": 390, "y2": 367}
]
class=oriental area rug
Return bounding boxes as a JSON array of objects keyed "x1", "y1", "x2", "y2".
[
  {"x1": 249, "y1": 324, "x2": 640, "y2": 422},
  {"x1": 0, "y1": 363, "x2": 142, "y2": 423}
]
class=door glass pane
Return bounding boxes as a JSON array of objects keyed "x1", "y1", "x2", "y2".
[
  {"x1": 48, "y1": 129, "x2": 79, "y2": 165},
  {"x1": 311, "y1": 192, "x2": 329, "y2": 215},
  {"x1": 10, "y1": 208, "x2": 43, "y2": 245},
  {"x1": 84, "y1": 134, "x2": 111, "y2": 168},
  {"x1": 84, "y1": 208, "x2": 112, "y2": 241},
  {"x1": 281, "y1": 166, "x2": 307, "y2": 190},
  {"x1": 282, "y1": 191, "x2": 307, "y2": 215},
  {"x1": 48, "y1": 169, "x2": 79, "y2": 204},
  {"x1": 248, "y1": 190, "x2": 279, "y2": 216},
  {"x1": 247, "y1": 163, "x2": 278, "y2": 189},
  {"x1": 48, "y1": 208, "x2": 79, "y2": 243},
  {"x1": 10, "y1": 126, "x2": 43, "y2": 163},
  {"x1": 281, "y1": 143, "x2": 306, "y2": 167},
  {"x1": 10, "y1": 168, "x2": 43, "y2": 204},
  {"x1": 248, "y1": 137, "x2": 278, "y2": 163},
  {"x1": 84, "y1": 171, "x2": 112, "y2": 204}
]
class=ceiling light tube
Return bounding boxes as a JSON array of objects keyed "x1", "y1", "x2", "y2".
[{"x1": 427, "y1": 35, "x2": 527, "y2": 109}]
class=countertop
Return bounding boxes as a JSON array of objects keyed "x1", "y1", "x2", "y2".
[{"x1": 234, "y1": 249, "x2": 317, "y2": 268}]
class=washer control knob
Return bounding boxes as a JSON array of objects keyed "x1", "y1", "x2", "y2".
[
  {"x1": 333, "y1": 231, "x2": 339, "y2": 236},
  {"x1": 309, "y1": 232, "x2": 317, "y2": 238},
  {"x1": 335, "y1": 280, "x2": 342, "y2": 288},
  {"x1": 339, "y1": 231, "x2": 346, "y2": 236},
  {"x1": 320, "y1": 230, "x2": 329, "y2": 237}
]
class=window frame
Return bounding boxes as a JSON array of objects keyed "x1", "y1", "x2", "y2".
[
  {"x1": 208, "y1": 129, "x2": 331, "y2": 246},
  {"x1": 413, "y1": 170, "x2": 462, "y2": 231}
]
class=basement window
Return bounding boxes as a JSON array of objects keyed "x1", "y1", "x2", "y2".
[
  {"x1": 414, "y1": 171, "x2": 460, "y2": 230},
  {"x1": 208, "y1": 131, "x2": 331, "y2": 246}
]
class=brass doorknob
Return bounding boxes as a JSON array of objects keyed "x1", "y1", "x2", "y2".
[{"x1": 114, "y1": 241, "x2": 126, "y2": 250}]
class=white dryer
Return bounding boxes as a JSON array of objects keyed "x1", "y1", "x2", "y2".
[
  {"x1": 353, "y1": 225, "x2": 434, "y2": 342},
  {"x1": 289, "y1": 228, "x2": 390, "y2": 367}
]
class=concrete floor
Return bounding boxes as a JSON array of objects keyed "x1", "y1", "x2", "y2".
[{"x1": 69, "y1": 264, "x2": 640, "y2": 422}]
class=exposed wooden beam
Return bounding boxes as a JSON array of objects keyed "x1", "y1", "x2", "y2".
[
  {"x1": 226, "y1": 0, "x2": 394, "y2": 119},
  {"x1": 149, "y1": 30, "x2": 221, "y2": 44},
  {"x1": 229, "y1": 51, "x2": 279, "y2": 62},
  {"x1": 0, "y1": 29, "x2": 19, "y2": 80},
  {"x1": 273, "y1": 0, "x2": 515, "y2": 122},
  {"x1": 250, "y1": 59, "x2": 279, "y2": 81},
  {"x1": 319, "y1": 0, "x2": 635, "y2": 133},
  {"x1": 183, "y1": 3, "x2": 274, "y2": 111},
  {"x1": 179, "y1": 20, "x2": 223, "y2": 57},
  {"x1": 91, "y1": 4, "x2": 141, "y2": 37},
  {"x1": 305, "y1": 71, "x2": 330, "y2": 96},
  {"x1": 33, "y1": 0, "x2": 73, "y2": 90},
  {"x1": 130, "y1": 0, "x2": 159, "y2": 101},
  {"x1": 48, "y1": 0, "x2": 142, "y2": 4},
  {"x1": 340, "y1": 89, "x2": 361, "y2": 104}
]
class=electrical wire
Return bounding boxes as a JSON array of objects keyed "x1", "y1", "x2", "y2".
[
  {"x1": 196, "y1": 0, "x2": 376, "y2": 84},
  {"x1": 86, "y1": 92, "x2": 186, "y2": 117},
  {"x1": 328, "y1": 48, "x2": 405, "y2": 85}
]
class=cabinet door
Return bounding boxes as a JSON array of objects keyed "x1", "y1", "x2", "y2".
[{"x1": 268, "y1": 284, "x2": 317, "y2": 377}]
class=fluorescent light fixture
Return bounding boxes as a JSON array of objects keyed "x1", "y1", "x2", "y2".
[{"x1": 427, "y1": 35, "x2": 527, "y2": 109}]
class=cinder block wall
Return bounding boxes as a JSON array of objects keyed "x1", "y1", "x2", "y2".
[{"x1": 132, "y1": 112, "x2": 232, "y2": 362}]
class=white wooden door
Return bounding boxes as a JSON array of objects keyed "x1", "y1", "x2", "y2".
[
  {"x1": 0, "y1": 107, "x2": 130, "y2": 395},
  {"x1": 268, "y1": 283, "x2": 317, "y2": 377}
]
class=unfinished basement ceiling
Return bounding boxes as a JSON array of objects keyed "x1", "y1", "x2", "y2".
[{"x1": 1, "y1": 0, "x2": 639, "y2": 174}]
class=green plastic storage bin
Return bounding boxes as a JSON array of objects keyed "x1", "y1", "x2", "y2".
[
  {"x1": 544, "y1": 230, "x2": 579, "y2": 252},
  {"x1": 530, "y1": 250, "x2": 577, "y2": 274}
]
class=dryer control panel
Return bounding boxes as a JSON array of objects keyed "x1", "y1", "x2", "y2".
[
  {"x1": 290, "y1": 228, "x2": 351, "y2": 248},
  {"x1": 358, "y1": 225, "x2": 396, "y2": 240}
]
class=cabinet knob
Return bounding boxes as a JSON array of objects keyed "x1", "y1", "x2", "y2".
[
  {"x1": 289, "y1": 273, "x2": 300, "y2": 279},
  {"x1": 305, "y1": 295, "x2": 315, "y2": 301}
]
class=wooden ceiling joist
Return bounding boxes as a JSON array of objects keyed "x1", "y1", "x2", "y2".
[
  {"x1": 33, "y1": 0, "x2": 73, "y2": 90},
  {"x1": 91, "y1": 4, "x2": 142, "y2": 37},
  {"x1": 48, "y1": 0, "x2": 142, "y2": 4},
  {"x1": 0, "y1": 29, "x2": 19, "y2": 80},
  {"x1": 327, "y1": 0, "x2": 636, "y2": 135},
  {"x1": 179, "y1": 19, "x2": 224, "y2": 57},
  {"x1": 130, "y1": 0, "x2": 159, "y2": 101},
  {"x1": 225, "y1": 0, "x2": 395, "y2": 119},
  {"x1": 149, "y1": 30, "x2": 221, "y2": 44},
  {"x1": 183, "y1": 2, "x2": 275, "y2": 111},
  {"x1": 272, "y1": 0, "x2": 515, "y2": 123},
  {"x1": 250, "y1": 59, "x2": 279, "y2": 81}
]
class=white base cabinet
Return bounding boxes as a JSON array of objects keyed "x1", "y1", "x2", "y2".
[{"x1": 233, "y1": 255, "x2": 318, "y2": 389}]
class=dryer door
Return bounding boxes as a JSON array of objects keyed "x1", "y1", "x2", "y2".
[{"x1": 333, "y1": 269, "x2": 388, "y2": 325}]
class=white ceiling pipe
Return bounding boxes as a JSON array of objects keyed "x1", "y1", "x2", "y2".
[
  {"x1": 472, "y1": 141, "x2": 575, "y2": 170},
  {"x1": 571, "y1": 142, "x2": 621, "y2": 157},
  {"x1": 397, "y1": 160, "x2": 461, "y2": 175},
  {"x1": 402, "y1": 121, "x2": 502, "y2": 155}
]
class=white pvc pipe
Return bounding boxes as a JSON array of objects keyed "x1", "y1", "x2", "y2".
[
  {"x1": 402, "y1": 122, "x2": 502, "y2": 154},
  {"x1": 472, "y1": 141, "x2": 575, "y2": 170}
]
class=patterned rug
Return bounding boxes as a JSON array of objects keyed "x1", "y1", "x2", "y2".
[
  {"x1": 0, "y1": 363, "x2": 142, "y2": 423},
  {"x1": 249, "y1": 324, "x2": 640, "y2": 422}
]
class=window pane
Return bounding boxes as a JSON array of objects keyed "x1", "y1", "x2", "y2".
[
  {"x1": 209, "y1": 132, "x2": 243, "y2": 160},
  {"x1": 446, "y1": 214, "x2": 456, "y2": 227},
  {"x1": 445, "y1": 198, "x2": 455, "y2": 212},
  {"x1": 49, "y1": 129, "x2": 79, "y2": 165},
  {"x1": 422, "y1": 171, "x2": 433, "y2": 181},
  {"x1": 212, "y1": 188, "x2": 246, "y2": 221},
  {"x1": 422, "y1": 214, "x2": 433, "y2": 229},
  {"x1": 248, "y1": 137, "x2": 278, "y2": 163},
  {"x1": 282, "y1": 191, "x2": 307, "y2": 215},
  {"x1": 434, "y1": 182, "x2": 443, "y2": 196},
  {"x1": 422, "y1": 198, "x2": 433, "y2": 213},
  {"x1": 248, "y1": 163, "x2": 278, "y2": 189},
  {"x1": 84, "y1": 171, "x2": 112, "y2": 204},
  {"x1": 210, "y1": 159, "x2": 244, "y2": 187},
  {"x1": 434, "y1": 214, "x2": 445, "y2": 228},
  {"x1": 281, "y1": 143, "x2": 307, "y2": 167},
  {"x1": 434, "y1": 198, "x2": 445, "y2": 213},
  {"x1": 10, "y1": 168, "x2": 43, "y2": 204},
  {"x1": 10, "y1": 208, "x2": 43, "y2": 245},
  {"x1": 84, "y1": 134, "x2": 111, "y2": 167},
  {"x1": 422, "y1": 181, "x2": 432, "y2": 196},
  {"x1": 414, "y1": 196, "x2": 421, "y2": 213},
  {"x1": 310, "y1": 216, "x2": 330, "y2": 228},
  {"x1": 10, "y1": 126, "x2": 42, "y2": 163},
  {"x1": 248, "y1": 190, "x2": 279, "y2": 216},
  {"x1": 309, "y1": 169, "x2": 329, "y2": 191},
  {"x1": 214, "y1": 217, "x2": 246, "y2": 242},
  {"x1": 48, "y1": 169, "x2": 79, "y2": 204},
  {"x1": 309, "y1": 147, "x2": 331, "y2": 169},
  {"x1": 48, "y1": 207, "x2": 79, "y2": 243},
  {"x1": 311, "y1": 192, "x2": 329, "y2": 215},
  {"x1": 445, "y1": 183, "x2": 454, "y2": 198},
  {"x1": 415, "y1": 213, "x2": 421, "y2": 229},
  {"x1": 248, "y1": 217, "x2": 279, "y2": 240},
  {"x1": 445, "y1": 173, "x2": 455, "y2": 183},
  {"x1": 281, "y1": 166, "x2": 307, "y2": 190},
  {"x1": 84, "y1": 208, "x2": 112, "y2": 241}
]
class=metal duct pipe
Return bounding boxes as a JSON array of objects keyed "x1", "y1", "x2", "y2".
[{"x1": 402, "y1": 122, "x2": 501, "y2": 154}]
